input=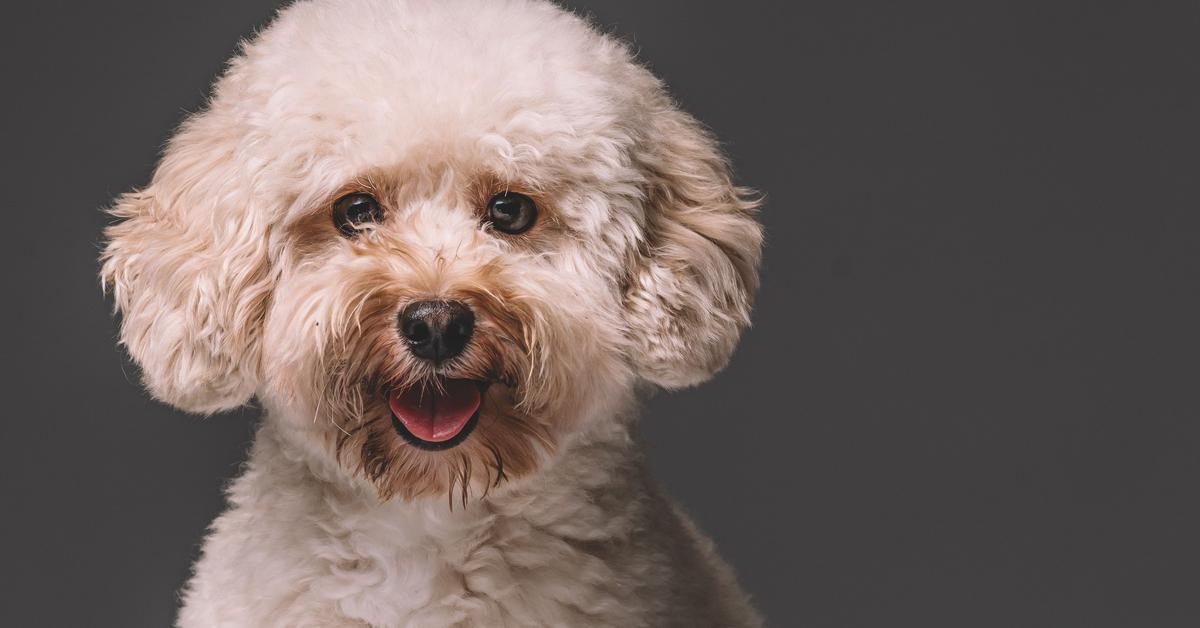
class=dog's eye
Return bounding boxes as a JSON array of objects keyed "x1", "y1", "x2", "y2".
[
  {"x1": 333, "y1": 193, "x2": 383, "y2": 236},
  {"x1": 486, "y1": 192, "x2": 537, "y2": 235}
]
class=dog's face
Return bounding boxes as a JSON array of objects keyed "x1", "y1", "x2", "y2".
[{"x1": 101, "y1": 0, "x2": 762, "y2": 502}]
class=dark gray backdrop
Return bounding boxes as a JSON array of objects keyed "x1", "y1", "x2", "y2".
[{"x1": 3, "y1": 1, "x2": 1199, "y2": 626}]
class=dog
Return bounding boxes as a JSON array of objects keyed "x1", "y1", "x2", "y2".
[{"x1": 101, "y1": 0, "x2": 763, "y2": 625}]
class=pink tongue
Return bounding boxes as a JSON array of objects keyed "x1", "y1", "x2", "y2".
[{"x1": 388, "y1": 380, "x2": 481, "y2": 443}]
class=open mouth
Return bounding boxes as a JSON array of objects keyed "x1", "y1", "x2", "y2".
[{"x1": 388, "y1": 379, "x2": 484, "y2": 450}]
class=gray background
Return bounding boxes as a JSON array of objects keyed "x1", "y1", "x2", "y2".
[{"x1": 3, "y1": 1, "x2": 1199, "y2": 626}]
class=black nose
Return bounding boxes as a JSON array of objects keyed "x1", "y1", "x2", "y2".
[{"x1": 398, "y1": 300, "x2": 475, "y2": 363}]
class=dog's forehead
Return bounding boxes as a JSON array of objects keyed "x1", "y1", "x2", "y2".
[{"x1": 231, "y1": 0, "x2": 647, "y2": 188}]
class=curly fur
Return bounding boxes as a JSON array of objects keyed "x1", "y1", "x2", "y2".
[{"x1": 101, "y1": 0, "x2": 763, "y2": 625}]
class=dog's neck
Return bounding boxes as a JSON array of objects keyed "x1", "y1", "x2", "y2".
[{"x1": 192, "y1": 398, "x2": 686, "y2": 627}]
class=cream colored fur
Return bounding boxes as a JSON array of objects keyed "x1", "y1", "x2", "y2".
[{"x1": 101, "y1": 0, "x2": 763, "y2": 625}]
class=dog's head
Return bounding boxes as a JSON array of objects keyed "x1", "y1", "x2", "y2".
[{"x1": 101, "y1": 0, "x2": 762, "y2": 502}]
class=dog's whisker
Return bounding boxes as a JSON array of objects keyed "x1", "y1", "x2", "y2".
[
  {"x1": 446, "y1": 467, "x2": 457, "y2": 512},
  {"x1": 459, "y1": 453, "x2": 471, "y2": 508},
  {"x1": 485, "y1": 441, "x2": 506, "y2": 489}
]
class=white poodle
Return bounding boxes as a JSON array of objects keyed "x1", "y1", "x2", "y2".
[{"x1": 102, "y1": 0, "x2": 764, "y2": 625}]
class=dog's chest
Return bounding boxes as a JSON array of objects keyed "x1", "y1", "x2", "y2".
[{"x1": 307, "y1": 504, "x2": 639, "y2": 627}]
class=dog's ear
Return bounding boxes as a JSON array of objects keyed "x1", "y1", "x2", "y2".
[
  {"x1": 624, "y1": 104, "x2": 764, "y2": 389},
  {"x1": 101, "y1": 111, "x2": 272, "y2": 414}
]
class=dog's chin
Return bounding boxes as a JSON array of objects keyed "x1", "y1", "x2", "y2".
[{"x1": 388, "y1": 378, "x2": 487, "y2": 451}]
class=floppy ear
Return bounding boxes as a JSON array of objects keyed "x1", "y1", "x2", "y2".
[
  {"x1": 624, "y1": 105, "x2": 764, "y2": 389},
  {"x1": 101, "y1": 111, "x2": 272, "y2": 414}
]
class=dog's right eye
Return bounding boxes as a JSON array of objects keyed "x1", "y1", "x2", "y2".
[{"x1": 333, "y1": 193, "x2": 383, "y2": 236}]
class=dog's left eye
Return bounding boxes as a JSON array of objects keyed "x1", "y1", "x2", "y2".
[
  {"x1": 333, "y1": 193, "x2": 383, "y2": 236},
  {"x1": 486, "y1": 192, "x2": 537, "y2": 235}
]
